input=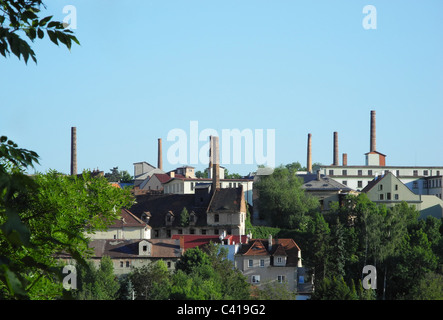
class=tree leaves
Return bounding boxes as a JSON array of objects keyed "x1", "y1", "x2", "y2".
[{"x1": 0, "y1": 0, "x2": 80, "y2": 64}]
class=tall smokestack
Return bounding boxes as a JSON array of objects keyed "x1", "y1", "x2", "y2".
[
  {"x1": 333, "y1": 131, "x2": 339, "y2": 166},
  {"x1": 157, "y1": 138, "x2": 163, "y2": 170},
  {"x1": 342, "y1": 153, "x2": 348, "y2": 166},
  {"x1": 370, "y1": 110, "x2": 376, "y2": 152},
  {"x1": 307, "y1": 133, "x2": 312, "y2": 173},
  {"x1": 210, "y1": 136, "x2": 220, "y2": 191},
  {"x1": 70, "y1": 127, "x2": 77, "y2": 176}
]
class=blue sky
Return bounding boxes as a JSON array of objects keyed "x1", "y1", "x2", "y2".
[{"x1": 1, "y1": 0, "x2": 442, "y2": 176}]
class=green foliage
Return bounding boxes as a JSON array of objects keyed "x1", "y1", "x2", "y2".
[
  {"x1": 73, "y1": 256, "x2": 120, "y2": 300},
  {"x1": 129, "y1": 261, "x2": 172, "y2": 300},
  {"x1": 104, "y1": 167, "x2": 133, "y2": 183},
  {"x1": 0, "y1": 0, "x2": 80, "y2": 64},
  {"x1": 311, "y1": 276, "x2": 357, "y2": 300},
  {"x1": 180, "y1": 207, "x2": 190, "y2": 227},
  {"x1": 254, "y1": 165, "x2": 319, "y2": 230},
  {"x1": 0, "y1": 136, "x2": 134, "y2": 299}
]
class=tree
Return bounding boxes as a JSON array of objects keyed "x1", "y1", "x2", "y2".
[
  {"x1": 180, "y1": 207, "x2": 189, "y2": 227},
  {"x1": 310, "y1": 276, "x2": 356, "y2": 300},
  {"x1": 129, "y1": 261, "x2": 172, "y2": 300},
  {"x1": 0, "y1": 0, "x2": 79, "y2": 64},
  {"x1": 73, "y1": 256, "x2": 120, "y2": 300},
  {"x1": 254, "y1": 165, "x2": 319, "y2": 230},
  {"x1": 0, "y1": 136, "x2": 134, "y2": 299},
  {"x1": 105, "y1": 167, "x2": 133, "y2": 183},
  {"x1": 408, "y1": 272, "x2": 443, "y2": 300}
]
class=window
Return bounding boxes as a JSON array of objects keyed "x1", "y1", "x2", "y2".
[
  {"x1": 358, "y1": 170, "x2": 363, "y2": 176},
  {"x1": 357, "y1": 181, "x2": 363, "y2": 188},
  {"x1": 378, "y1": 184, "x2": 383, "y2": 191},
  {"x1": 201, "y1": 229, "x2": 207, "y2": 235},
  {"x1": 260, "y1": 259, "x2": 265, "y2": 267},
  {"x1": 277, "y1": 275, "x2": 286, "y2": 283},
  {"x1": 424, "y1": 170, "x2": 429, "y2": 176},
  {"x1": 387, "y1": 192, "x2": 391, "y2": 200},
  {"x1": 396, "y1": 170, "x2": 400, "y2": 177},
  {"x1": 229, "y1": 182, "x2": 232, "y2": 188},
  {"x1": 277, "y1": 257, "x2": 283, "y2": 264},
  {"x1": 413, "y1": 170, "x2": 418, "y2": 177},
  {"x1": 214, "y1": 214, "x2": 219, "y2": 223},
  {"x1": 379, "y1": 194, "x2": 384, "y2": 200},
  {"x1": 395, "y1": 194, "x2": 399, "y2": 200},
  {"x1": 120, "y1": 261, "x2": 124, "y2": 268},
  {"x1": 248, "y1": 259, "x2": 253, "y2": 268},
  {"x1": 413, "y1": 181, "x2": 418, "y2": 189},
  {"x1": 342, "y1": 181, "x2": 347, "y2": 186},
  {"x1": 329, "y1": 170, "x2": 334, "y2": 176},
  {"x1": 368, "y1": 170, "x2": 373, "y2": 176},
  {"x1": 251, "y1": 275, "x2": 260, "y2": 284},
  {"x1": 154, "y1": 230, "x2": 159, "y2": 238},
  {"x1": 190, "y1": 229, "x2": 195, "y2": 234},
  {"x1": 178, "y1": 229, "x2": 182, "y2": 234},
  {"x1": 395, "y1": 184, "x2": 398, "y2": 190},
  {"x1": 143, "y1": 245, "x2": 147, "y2": 252},
  {"x1": 214, "y1": 229, "x2": 219, "y2": 235},
  {"x1": 126, "y1": 261, "x2": 130, "y2": 268},
  {"x1": 191, "y1": 182, "x2": 194, "y2": 191},
  {"x1": 167, "y1": 262, "x2": 172, "y2": 268},
  {"x1": 342, "y1": 170, "x2": 347, "y2": 176},
  {"x1": 166, "y1": 230, "x2": 171, "y2": 238}
]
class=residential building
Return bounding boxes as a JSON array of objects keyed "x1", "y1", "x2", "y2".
[
  {"x1": 234, "y1": 235, "x2": 311, "y2": 297},
  {"x1": 299, "y1": 171, "x2": 357, "y2": 211},
  {"x1": 361, "y1": 171, "x2": 443, "y2": 219}
]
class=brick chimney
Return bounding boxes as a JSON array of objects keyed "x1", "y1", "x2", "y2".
[
  {"x1": 333, "y1": 131, "x2": 339, "y2": 166},
  {"x1": 70, "y1": 127, "x2": 77, "y2": 176},
  {"x1": 370, "y1": 110, "x2": 376, "y2": 152},
  {"x1": 342, "y1": 153, "x2": 348, "y2": 166},
  {"x1": 158, "y1": 138, "x2": 163, "y2": 170},
  {"x1": 307, "y1": 133, "x2": 312, "y2": 173},
  {"x1": 210, "y1": 136, "x2": 220, "y2": 191}
]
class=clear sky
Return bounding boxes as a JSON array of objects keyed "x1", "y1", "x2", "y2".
[{"x1": 1, "y1": 0, "x2": 442, "y2": 176}]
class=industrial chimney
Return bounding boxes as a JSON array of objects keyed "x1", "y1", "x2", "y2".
[
  {"x1": 342, "y1": 153, "x2": 348, "y2": 166},
  {"x1": 210, "y1": 135, "x2": 220, "y2": 191},
  {"x1": 157, "y1": 138, "x2": 163, "y2": 170},
  {"x1": 333, "y1": 131, "x2": 339, "y2": 166},
  {"x1": 70, "y1": 127, "x2": 77, "y2": 176},
  {"x1": 370, "y1": 110, "x2": 376, "y2": 152},
  {"x1": 307, "y1": 133, "x2": 312, "y2": 173}
]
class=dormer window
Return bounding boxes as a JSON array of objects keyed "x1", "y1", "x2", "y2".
[
  {"x1": 189, "y1": 211, "x2": 196, "y2": 226},
  {"x1": 165, "y1": 211, "x2": 174, "y2": 225}
]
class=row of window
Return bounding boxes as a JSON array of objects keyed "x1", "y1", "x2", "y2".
[
  {"x1": 331, "y1": 169, "x2": 441, "y2": 177},
  {"x1": 251, "y1": 275, "x2": 286, "y2": 284},
  {"x1": 117, "y1": 261, "x2": 173, "y2": 268},
  {"x1": 153, "y1": 228, "x2": 225, "y2": 238},
  {"x1": 378, "y1": 193, "x2": 400, "y2": 201},
  {"x1": 247, "y1": 257, "x2": 284, "y2": 268}
]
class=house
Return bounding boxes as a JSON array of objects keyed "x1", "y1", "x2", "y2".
[
  {"x1": 88, "y1": 208, "x2": 151, "y2": 240},
  {"x1": 133, "y1": 161, "x2": 165, "y2": 187},
  {"x1": 129, "y1": 184, "x2": 247, "y2": 238},
  {"x1": 86, "y1": 238, "x2": 181, "y2": 275},
  {"x1": 361, "y1": 171, "x2": 443, "y2": 219},
  {"x1": 299, "y1": 171, "x2": 356, "y2": 211},
  {"x1": 234, "y1": 235, "x2": 311, "y2": 297}
]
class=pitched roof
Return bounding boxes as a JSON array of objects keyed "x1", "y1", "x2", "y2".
[
  {"x1": 107, "y1": 208, "x2": 149, "y2": 228},
  {"x1": 300, "y1": 174, "x2": 353, "y2": 192},
  {"x1": 237, "y1": 238, "x2": 301, "y2": 267},
  {"x1": 89, "y1": 239, "x2": 181, "y2": 259},
  {"x1": 360, "y1": 172, "x2": 389, "y2": 193},
  {"x1": 208, "y1": 187, "x2": 244, "y2": 213}
]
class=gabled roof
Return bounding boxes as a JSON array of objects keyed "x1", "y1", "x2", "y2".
[
  {"x1": 364, "y1": 150, "x2": 387, "y2": 156},
  {"x1": 237, "y1": 238, "x2": 301, "y2": 267},
  {"x1": 208, "y1": 187, "x2": 244, "y2": 213},
  {"x1": 361, "y1": 172, "x2": 389, "y2": 193},
  {"x1": 107, "y1": 208, "x2": 149, "y2": 228},
  {"x1": 89, "y1": 239, "x2": 181, "y2": 259},
  {"x1": 300, "y1": 174, "x2": 353, "y2": 192},
  {"x1": 152, "y1": 173, "x2": 173, "y2": 184}
]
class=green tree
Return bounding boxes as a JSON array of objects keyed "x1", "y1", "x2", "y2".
[
  {"x1": 0, "y1": 136, "x2": 134, "y2": 299},
  {"x1": 408, "y1": 272, "x2": 443, "y2": 300},
  {"x1": 130, "y1": 261, "x2": 172, "y2": 300},
  {"x1": 73, "y1": 256, "x2": 120, "y2": 300},
  {"x1": 180, "y1": 207, "x2": 189, "y2": 227},
  {"x1": 0, "y1": 0, "x2": 79, "y2": 64},
  {"x1": 105, "y1": 167, "x2": 133, "y2": 183},
  {"x1": 254, "y1": 165, "x2": 319, "y2": 230},
  {"x1": 310, "y1": 276, "x2": 356, "y2": 300}
]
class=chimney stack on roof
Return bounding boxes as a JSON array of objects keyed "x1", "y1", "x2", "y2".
[
  {"x1": 70, "y1": 127, "x2": 77, "y2": 176},
  {"x1": 158, "y1": 138, "x2": 163, "y2": 170},
  {"x1": 333, "y1": 131, "x2": 339, "y2": 166},
  {"x1": 370, "y1": 110, "x2": 376, "y2": 152},
  {"x1": 342, "y1": 153, "x2": 348, "y2": 166},
  {"x1": 307, "y1": 133, "x2": 312, "y2": 173}
]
